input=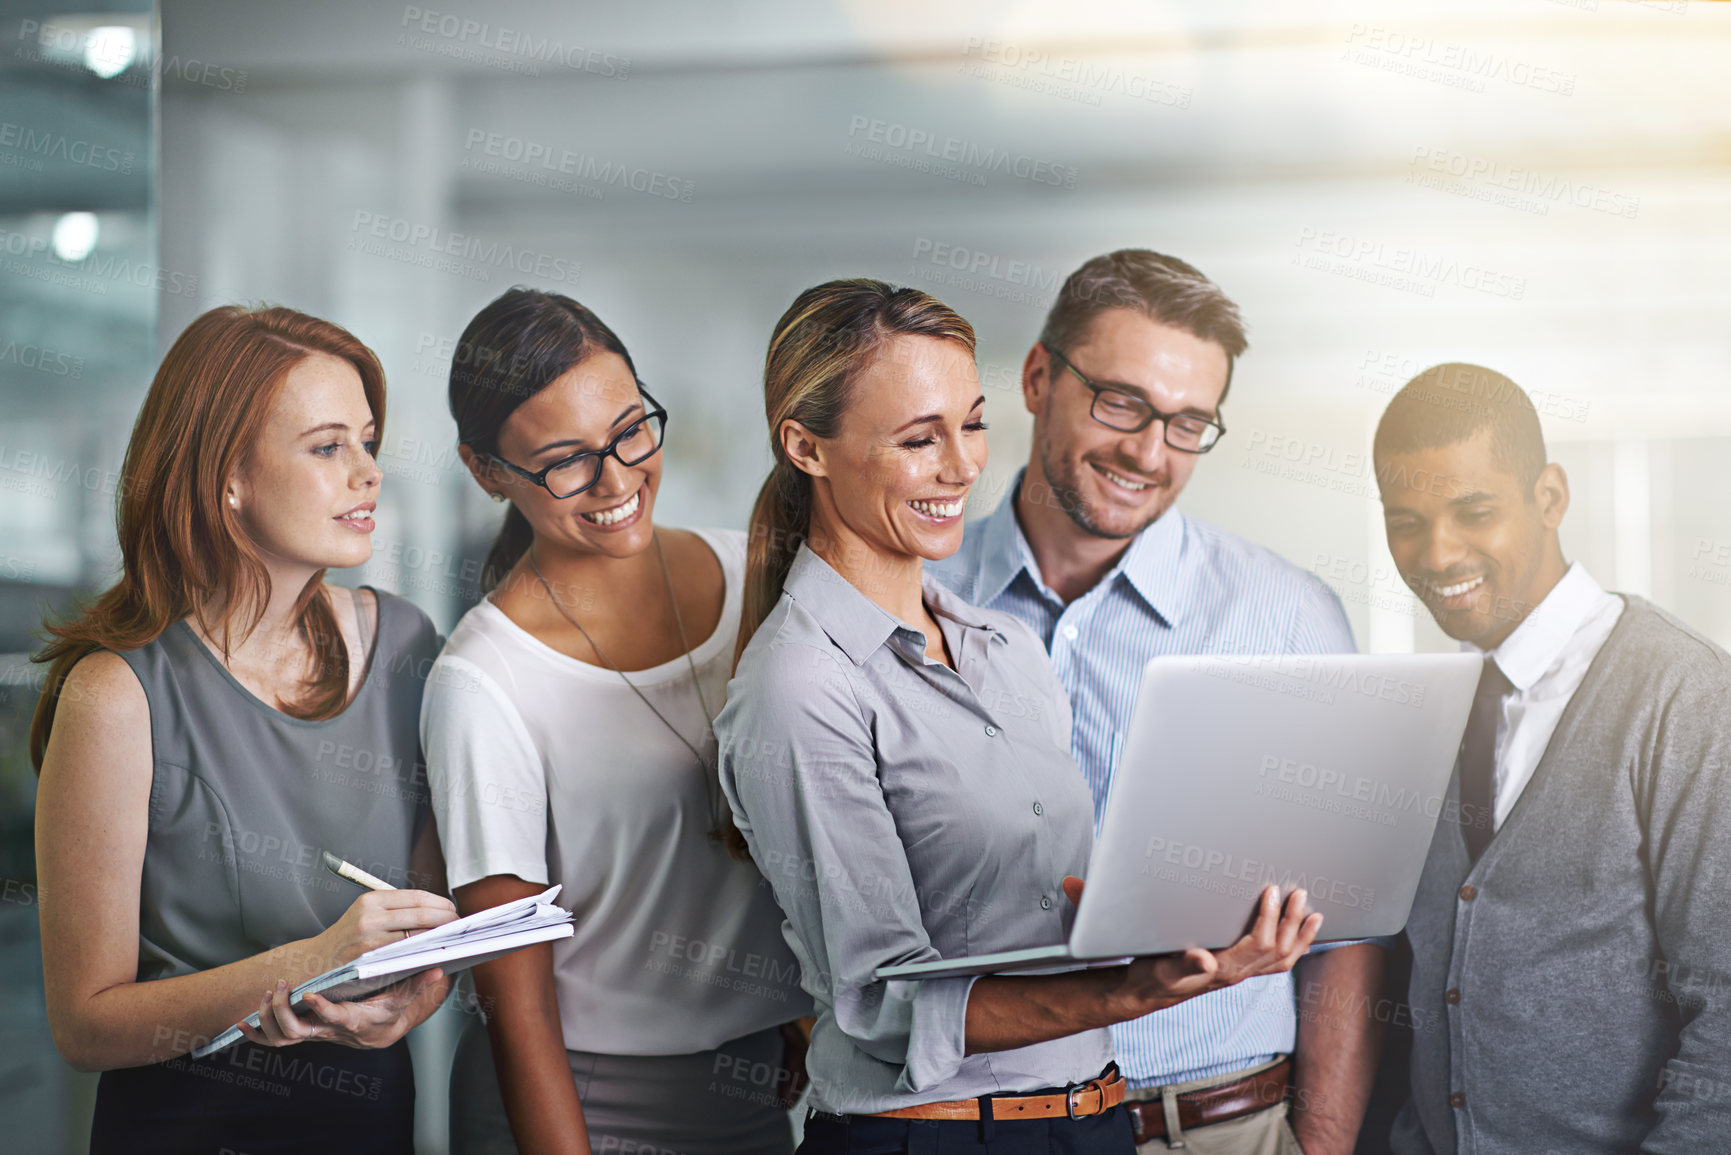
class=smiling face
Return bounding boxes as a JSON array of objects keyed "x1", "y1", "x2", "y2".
[
  {"x1": 229, "y1": 351, "x2": 382, "y2": 575},
  {"x1": 1377, "y1": 428, "x2": 1570, "y2": 649},
  {"x1": 1026, "y1": 307, "x2": 1229, "y2": 539},
  {"x1": 486, "y1": 352, "x2": 661, "y2": 560},
  {"x1": 790, "y1": 334, "x2": 987, "y2": 566}
]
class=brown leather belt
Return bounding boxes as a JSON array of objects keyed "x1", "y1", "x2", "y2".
[
  {"x1": 870, "y1": 1068, "x2": 1126, "y2": 1122},
  {"x1": 1123, "y1": 1058, "x2": 1292, "y2": 1143}
]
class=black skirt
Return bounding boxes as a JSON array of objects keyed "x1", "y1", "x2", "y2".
[{"x1": 88, "y1": 1038, "x2": 415, "y2": 1155}]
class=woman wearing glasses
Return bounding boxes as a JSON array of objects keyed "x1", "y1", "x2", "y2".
[
  {"x1": 424, "y1": 288, "x2": 809, "y2": 1155},
  {"x1": 715, "y1": 279, "x2": 1318, "y2": 1154}
]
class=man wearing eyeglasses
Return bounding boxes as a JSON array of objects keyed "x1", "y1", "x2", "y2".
[{"x1": 931, "y1": 250, "x2": 1382, "y2": 1155}]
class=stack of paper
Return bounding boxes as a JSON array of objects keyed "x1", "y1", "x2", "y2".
[{"x1": 193, "y1": 885, "x2": 572, "y2": 1057}]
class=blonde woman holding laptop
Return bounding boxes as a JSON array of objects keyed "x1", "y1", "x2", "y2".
[{"x1": 716, "y1": 279, "x2": 1320, "y2": 1155}]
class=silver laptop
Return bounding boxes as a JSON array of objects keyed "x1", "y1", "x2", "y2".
[{"x1": 875, "y1": 653, "x2": 1481, "y2": 981}]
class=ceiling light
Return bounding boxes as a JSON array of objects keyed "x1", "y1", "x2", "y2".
[{"x1": 51, "y1": 213, "x2": 99, "y2": 261}]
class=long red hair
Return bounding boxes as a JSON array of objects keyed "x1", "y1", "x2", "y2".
[{"x1": 29, "y1": 305, "x2": 387, "y2": 769}]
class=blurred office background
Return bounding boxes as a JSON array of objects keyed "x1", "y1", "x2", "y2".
[{"x1": 4, "y1": 0, "x2": 1730, "y2": 1150}]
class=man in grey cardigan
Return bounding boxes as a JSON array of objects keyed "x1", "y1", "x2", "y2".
[{"x1": 1373, "y1": 363, "x2": 1731, "y2": 1154}]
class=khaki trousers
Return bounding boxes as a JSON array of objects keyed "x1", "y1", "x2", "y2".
[{"x1": 1126, "y1": 1057, "x2": 1302, "y2": 1155}]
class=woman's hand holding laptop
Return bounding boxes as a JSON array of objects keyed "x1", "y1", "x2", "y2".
[{"x1": 1062, "y1": 876, "x2": 1323, "y2": 1014}]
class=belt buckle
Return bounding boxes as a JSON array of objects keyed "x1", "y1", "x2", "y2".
[{"x1": 1066, "y1": 1077, "x2": 1100, "y2": 1121}]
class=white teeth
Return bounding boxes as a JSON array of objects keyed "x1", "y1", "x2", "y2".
[
  {"x1": 1436, "y1": 576, "x2": 1484, "y2": 598},
  {"x1": 1096, "y1": 465, "x2": 1150, "y2": 491},
  {"x1": 909, "y1": 498, "x2": 964, "y2": 519},
  {"x1": 582, "y1": 489, "x2": 640, "y2": 526},
  {"x1": 339, "y1": 509, "x2": 370, "y2": 520}
]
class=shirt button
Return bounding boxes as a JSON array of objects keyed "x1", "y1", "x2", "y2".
[
  {"x1": 1459, "y1": 885, "x2": 1477, "y2": 901},
  {"x1": 1445, "y1": 988, "x2": 1460, "y2": 1004},
  {"x1": 1032, "y1": 802, "x2": 1044, "y2": 816},
  {"x1": 984, "y1": 725, "x2": 997, "y2": 737},
  {"x1": 1063, "y1": 625, "x2": 1079, "y2": 641},
  {"x1": 1449, "y1": 1092, "x2": 1466, "y2": 1109},
  {"x1": 1040, "y1": 896, "x2": 1052, "y2": 910}
]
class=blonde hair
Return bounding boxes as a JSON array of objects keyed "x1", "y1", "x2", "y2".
[{"x1": 735, "y1": 278, "x2": 977, "y2": 670}]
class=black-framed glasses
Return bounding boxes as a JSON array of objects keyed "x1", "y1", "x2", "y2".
[
  {"x1": 1046, "y1": 347, "x2": 1226, "y2": 454},
  {"x1": 491, "y1": 386, "x2": 668, "y2": 499}
]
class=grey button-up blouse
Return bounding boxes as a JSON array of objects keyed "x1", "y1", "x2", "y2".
[{"x1": 716, "y1": 544, "x2": 1113, "y2": 1114}]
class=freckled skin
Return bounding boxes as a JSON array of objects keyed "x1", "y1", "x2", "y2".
[{"x1": 233, "y1": 352, "x2": 382, "y2": 573}]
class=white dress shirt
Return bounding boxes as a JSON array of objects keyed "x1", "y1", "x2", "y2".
[{"x1": 1469, "y1": 562, "x2": 1624, "y2": 830}]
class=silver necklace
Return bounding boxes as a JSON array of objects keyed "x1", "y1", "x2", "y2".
[{"x1": 528, "y1": 533, "x2": 722, "y2": 824}]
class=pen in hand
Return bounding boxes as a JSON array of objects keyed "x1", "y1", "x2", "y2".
[{"x1": 321, "y1": 850, "x2": 396, "y2": 891}]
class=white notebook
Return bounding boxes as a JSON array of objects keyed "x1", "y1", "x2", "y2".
[{"x1": 192, "y1": 885, "x2": 573, "y2": 1058}]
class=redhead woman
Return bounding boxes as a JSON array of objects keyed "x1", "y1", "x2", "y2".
[
  {"x1": 31, "y1": 306, "x2": 457, "y2": 1155},
  {"x1": 423, "y1": 288, "x2": 808, "y2": 1155},
  {"x1": 715, "y1": 279, "x2": 1321, "y2": 1154}
]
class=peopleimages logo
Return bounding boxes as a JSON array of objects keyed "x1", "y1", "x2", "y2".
[
  {"x1": 0, "y1": 120, "x2": 134, "y2": 172},
  {"x1": 461, "y1": 129, "x2": 694, "y2": 203},
  {"x1": 845, "y1": 115, "x2": 1079, "y2": 188},
  {"x1": 397, "y1": 6, "x2": 630, "y2": 78},
  {"x1": 1254, "y1": 755, "x2": 1488, "y2": 836},
  {"x1": 1140, "y1": 835, "x2": 1377, "y2": 912},
  {"x1": 348, "y1": 211, "x2": 581, "y2": 285},
  {"x1": 958, "y1": 36, "x2": 1192, "y2": 110},
  {"x1": 1201, "y1": 651, "x2": 1428, "y2": 709},
  {"x1": 1294, "y1": 227, "x2": 1526, "y2": 301},
  {"x1": 1407, "y1": 145, "x2": 1640, "y2": 220}
]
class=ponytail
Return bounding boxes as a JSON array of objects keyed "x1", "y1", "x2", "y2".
[
  {"x1": 734, "y1": 460, "x2": 814, "y2": 671},
  {"x1": 481, "y1": 503, "x2": 535, "y2": 594},
  {"x1": 720, "y1": 281, "x2": 975, "y2": 859}
]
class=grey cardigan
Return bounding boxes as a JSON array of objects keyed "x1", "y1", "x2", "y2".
[{"x1": 1392, "y1": 596, "x2": 1731, "y2": 1154}]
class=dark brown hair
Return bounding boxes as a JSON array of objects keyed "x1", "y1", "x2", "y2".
[{"x1": 446, "y1": 287, "x2": 638, "y2": 591}]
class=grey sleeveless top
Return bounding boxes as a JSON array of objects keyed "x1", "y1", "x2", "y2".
[{"x1": 114, "y1": 589, "x2": 441, "y2": 983}]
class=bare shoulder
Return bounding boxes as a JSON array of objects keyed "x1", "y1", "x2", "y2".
[
  {"x1": 324, "y1": 583, "x2": 379, "y2": 633},
  {"x1": 56, "y1": 650, "x2": 148, "y2": 727},
  {"x1": 662, "y1": 527, "x2": 724, "y2": 576},
  {"x1": 40, "y1": 651, "x2": 153, "y2": 802},
  {"x1": 662, "y1": 527, "x2": 727, "y2": 609}
]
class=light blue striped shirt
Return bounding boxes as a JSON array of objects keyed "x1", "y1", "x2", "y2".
[{"x1": 929, "y1": 471, "x2": 1357, "y2": 1087}]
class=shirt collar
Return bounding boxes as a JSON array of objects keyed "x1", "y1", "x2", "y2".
[
  {"x1": 1469, "y1": 562, "x2": 1611, "y2": 691},
  {"x1": 782, "y1": 542, "x2": 1005, "y2": 666},
  {"x1": 971, "y1": 468, "x2": 1191, "y2": 625},
  {"x1": 1112, "y1": 498, "x2": 1190, "y2": 626},
  {"x1": 972, "y1": 479, "x2": 1039, "y2": 608}
]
